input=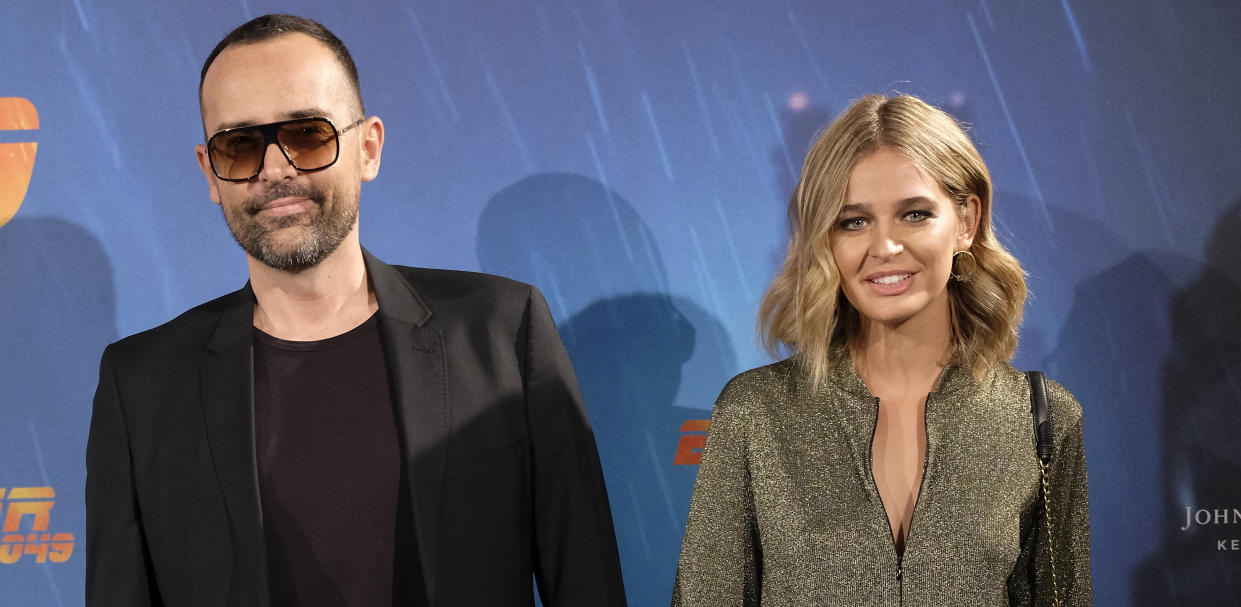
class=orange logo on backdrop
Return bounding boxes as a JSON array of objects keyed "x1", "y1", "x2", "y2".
[
  {"x1": 674, "y1": 420, "x2": 711, "y2": 465},
  {"x1": 0, "y1": 97, "x2": 39, "y2": 229},
  {"x1": 0, "y1": 487, "x2": 75, "y2": 565}
]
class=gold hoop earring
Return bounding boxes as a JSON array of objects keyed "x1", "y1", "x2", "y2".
[{"x1": 952, "y1": 250, "x2": 977, "y2": 282}]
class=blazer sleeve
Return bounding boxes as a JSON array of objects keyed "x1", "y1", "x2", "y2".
[
  {"x1": 86, "y1": 345, "x2": 159, "y2": 606},
  {"x1": 521, "y1": 286, "x2": 627, "y2": 606},
  {"x1": 671, "y1": 378, "x2": 760, "y2": 607},
  {"x1": 1033, "y1": 382, "x2": 1094, "y2": 607}
]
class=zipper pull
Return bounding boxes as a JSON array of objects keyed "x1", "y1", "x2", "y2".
[{"x1": 896, "y1": 556, "x2": 903, "y2": 581}]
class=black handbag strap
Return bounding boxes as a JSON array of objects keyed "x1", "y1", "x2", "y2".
[
  {"x1": 1026, "y1": 370, "x2": 1061, "y2": 606},
  {"x1": 1027, "y1": 371, "x2": 1054, "y2": 462}
]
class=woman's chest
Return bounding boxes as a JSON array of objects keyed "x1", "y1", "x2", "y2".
[{"x1": 745, "y1": 396, "x2": 1043, "y2": 573}]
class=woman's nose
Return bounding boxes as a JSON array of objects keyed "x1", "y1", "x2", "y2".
[{"x1": 868, "y1": 226, "x2": 904, "y2": 259}]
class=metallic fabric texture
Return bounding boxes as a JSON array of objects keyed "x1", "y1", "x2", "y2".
[{"x1": 672, "y1": 348, "x2": 1092, "y2": 606}]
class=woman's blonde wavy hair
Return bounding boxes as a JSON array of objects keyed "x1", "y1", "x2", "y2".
[{"x1": 758, "y1": 94, "x2": 1027, "y2": 384}]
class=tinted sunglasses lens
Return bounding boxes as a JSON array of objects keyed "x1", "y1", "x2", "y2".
[
  {"x1": 210, "y1": 128, "x2": 265, "y2": 181},
  {"x1": 208, "y1": 119, "x2": 341, "y2": 181},
  {"x1": 278, "y1": 119, "x2": 339, "y2": 171}
]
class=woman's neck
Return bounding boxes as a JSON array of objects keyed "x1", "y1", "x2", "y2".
[{"x1": 849, "y1": 311, "x2": 952, "y2": 400}]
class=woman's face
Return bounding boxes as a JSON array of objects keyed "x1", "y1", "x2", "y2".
[{"x1": 831, "y1": 147, "x2": 978, "y2": 331}]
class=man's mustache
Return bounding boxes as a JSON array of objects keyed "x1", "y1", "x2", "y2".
[{"x1": 243, "y1": 184, "x2": 326, "y2": 215}]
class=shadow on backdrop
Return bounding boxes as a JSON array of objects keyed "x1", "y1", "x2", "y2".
[
  {"x1": 0, "y1": 216, "x2": 117, "y2": 600},
  {"x1": 1131, "y1": 201, "x2": 1241, "y2": 605},
  {"x1": 1038, "y1": 201, "x2": 1171, "y2": 605},
  {"x1": 477, "y1": 173, "x2": 737, "y2": 605}
]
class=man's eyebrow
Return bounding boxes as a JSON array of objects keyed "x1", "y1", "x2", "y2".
[
  {"x1": 283, "y1": 108, "x2": 333, "y2": 120},
  {"x1": 211, "y1": 119, "x2": 258, "y2": 133},
  {"x1": 209, "y1": 108, "x2": 333, "y2": 134}
]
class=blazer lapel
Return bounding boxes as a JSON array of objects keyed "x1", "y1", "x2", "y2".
[
  {"x1": 200, "y1": 285, "x2": 270, "y2": 605},
  {"x1": 364, "y1": 249, "x2": 447, "y2": 602}
]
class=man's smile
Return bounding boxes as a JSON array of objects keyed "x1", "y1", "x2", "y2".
[{"x1": 255, "y1": 196, "x2": 313, "y2": 216}]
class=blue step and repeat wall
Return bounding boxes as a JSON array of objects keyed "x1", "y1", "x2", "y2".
[{"x1": 3, "y1": 0, "x2": 1240, "y2": 604}]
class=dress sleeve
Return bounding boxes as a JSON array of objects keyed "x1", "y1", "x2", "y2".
[
  {"x1": 671, "y1": 378, "x2": 760, "y2": 607},
  {"x1": 521, "y1": 286, "x2": 628, "y2": 606},
  {"x1": 1033, "y1": 382, "x2": 1094, "y2": 607},
  {"x1": 85, "y1": 346, "x2": 158, "y2": 606}
]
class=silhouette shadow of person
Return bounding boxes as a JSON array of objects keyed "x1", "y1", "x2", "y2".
[
  {"x1": 0, "y1": 216, "x2": 118, "y2": 596},
  {"x1": 1016, "y1": 194, "x2": 1167, "y2": 601},
  {"x1": 1129, "y1": 201, "x2": 1241, "y2": 604},
  {"x1": 477, "y1": 172, "x2": 737, "y2": 605}
]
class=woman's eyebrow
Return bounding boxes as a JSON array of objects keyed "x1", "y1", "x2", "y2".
[
  {"x1": 841, "y1": 196, "x2": 935, "y2": 214},
  {"x1": 897, "y1": 195, "x2": 936, "y2": 208}
]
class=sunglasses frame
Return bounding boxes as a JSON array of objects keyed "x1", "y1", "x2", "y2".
[{"x1": 206, "y1": 116, "x2": 366, "y2": 182}]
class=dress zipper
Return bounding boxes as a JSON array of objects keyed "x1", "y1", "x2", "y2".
[
  {"x1": 897, "y1": 554, "x2": 904, "y2": 604},
  {"x1": 867, "y1": 391, "x2": 933, "y2": 606}
]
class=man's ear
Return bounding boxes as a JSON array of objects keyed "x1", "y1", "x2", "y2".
[
  {"x1": 358, "y1": 116, "x2": 384, "y2": 182},
  {"x1": 195, "y1": 144, "x2": 222, "y2": 206},
  {"x1": 957, "y1": 194, "x2": 981, "y2": 249}
]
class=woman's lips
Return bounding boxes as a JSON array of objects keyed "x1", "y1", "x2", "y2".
[{"x1": 865, "y1": 272, "x2": 915, "y2": 295}]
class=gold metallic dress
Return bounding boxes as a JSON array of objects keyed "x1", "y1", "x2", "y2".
[{"x1": 672, "y1": 349, "x2": 1092, "y2": 606}]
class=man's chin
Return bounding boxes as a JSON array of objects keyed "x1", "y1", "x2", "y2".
[
  {"x1": 249, "y1": 247, "x2": 324, "y2": 273},
  {"x1": 257, "y1": 211, "x2": 313, "y2": 230}
]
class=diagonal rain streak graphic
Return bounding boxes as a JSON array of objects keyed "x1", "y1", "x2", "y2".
[
  {"x1": 966, "y1": 11, "x2": 1053, "y2": 231},
  {"x1": 1059, "y1": 0, "x2": 1095, "y2": 73},
  {"x1": 405, "y1": 5, "x2": 460, "y2": 123},
  {"x1": 764, "y1": 93, "x2": 796, "y2": 184},
  {"x1": 642, "y1": 429, "x2": 681, "y2": 538},
  {"x1": 682, "y1": 43, "x2": 721, "y2": 158},
  {"x1": 28, "y1": 422, "x2": 66, "y2": 607},
  {"x1": 978, "y1": 0, "x2": 996, "y2": 29},
  {"x1": 72, "y1": 0, "x2": 90, "y2": 32},
  {"x1": 786, "y1": 7, "x2": 830, "y2": 93},
  {"x1": 713, "y1": 197, "x2": 753, "y2": 304},
  {"x1": 688, "y1": 225, "x2": 725, "y2": 324},
  {"x1": 586, "y1": 132, "x2": 636, "y2": 264},
  {"x1": 579, "y1": 42, "x2": 611, "y2": 140},
  {"x1": 1123, "y1": 107, "x2": 1175, "y2": 245},
  {"x1": 640, "y1": 91, "x2": 674, "y2": 182},
  {"x1": 483, "y1": 69, "x2": 534, "y2": 172},
  {"x1": 714, "y1": 82, "x2": 768, "y2": 184}
]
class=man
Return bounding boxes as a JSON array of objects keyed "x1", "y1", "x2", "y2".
[{"x1": 86, "y1": 14, "x2": 626, "y2": 606}]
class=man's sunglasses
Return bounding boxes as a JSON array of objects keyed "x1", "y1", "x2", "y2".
[{"x1": 206, "y1": 116, "x2": 365, "y2": 182}]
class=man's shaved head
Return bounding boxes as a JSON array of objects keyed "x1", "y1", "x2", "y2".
[{"x1": 199, "y1": 14, "x2": 364, "y2": 124}]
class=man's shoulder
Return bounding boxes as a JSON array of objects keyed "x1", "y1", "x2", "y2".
[
  {"x1": 388, "y1": 264, "x2": 538, "y2": 314},
  {"x1": 392, "y1": 265, "x2": 530, "y2": 298},
  {"x1": 106, "y1": 288, "x2": 247, "y2": 364}
]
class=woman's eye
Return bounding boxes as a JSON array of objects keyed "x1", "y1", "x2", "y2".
[
  {"x1": 906, "y1": 210, "x2": 933, "y2": 222},
  {"x1": 838, "y1": 217, "x2": 867, "y2": 231}
]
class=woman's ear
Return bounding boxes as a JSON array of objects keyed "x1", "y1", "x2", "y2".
[{"x1": 958, "y1": 194, "x2": 981, "y2": 249}]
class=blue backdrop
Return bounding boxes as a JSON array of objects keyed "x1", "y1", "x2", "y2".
[{"x1": 2, "y1": 1, "x2": 1240, "y2": 604}]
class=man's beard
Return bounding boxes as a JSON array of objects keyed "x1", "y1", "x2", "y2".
[{"x1": 221, "y1": 182, "x2": 358, "y2": 272}]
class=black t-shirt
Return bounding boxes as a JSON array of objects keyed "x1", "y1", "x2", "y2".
[{"x1": 253, "y1": 313, "x2": 423, "y2": 606}]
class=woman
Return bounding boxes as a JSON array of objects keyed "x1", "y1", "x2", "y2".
[{"x1": 672, "y1": 94, "x2": 1092, "y2": 606}]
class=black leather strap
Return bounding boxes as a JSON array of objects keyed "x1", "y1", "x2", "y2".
[{"x1": 1027, "y1": 371, "x2": 1054, "y2": 462}]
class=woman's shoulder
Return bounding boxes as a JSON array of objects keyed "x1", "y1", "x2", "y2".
[
  {"x1": 987, "y1": 362, "x2": 1085, "y2": 434},
  {"x1": 718, "y1": 358, "x2": 799, "y2": 396},
  {"x1": 711, "y1": 358, "x2": 800, "y2": 418}
]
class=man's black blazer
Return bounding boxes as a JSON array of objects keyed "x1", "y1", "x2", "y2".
[{"x1": 86, "y1": 249, "x2": 627, "y2": 606}]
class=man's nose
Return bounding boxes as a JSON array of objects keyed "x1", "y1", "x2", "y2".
[{"x1": 257, "y1": 141, "x2": 297, "y2": 183}]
